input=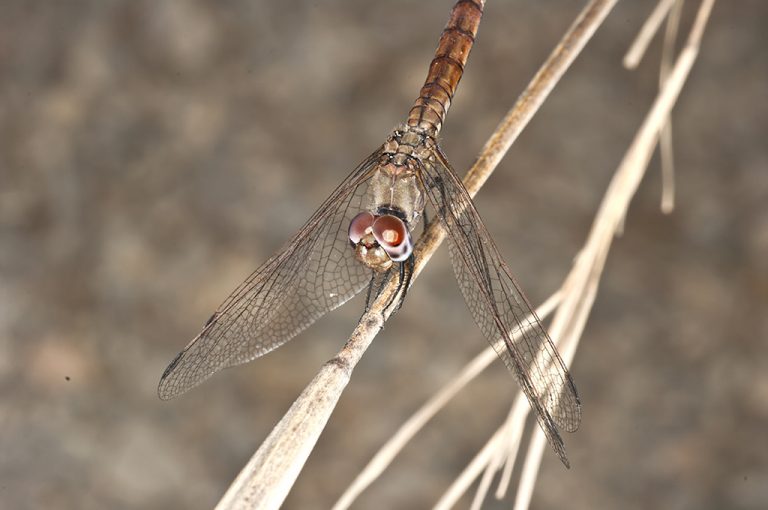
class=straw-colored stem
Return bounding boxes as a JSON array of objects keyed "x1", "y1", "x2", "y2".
[
  {"x1": 466, "y1": 0, "x2": 618, "y2": 195},
  {"x1": 430, "y1": 2, "x2": 716, "y2": 508},
  {"x1": 434, "y1": 421, "x2": 506, "y2": 510},
  {"x1": 623, "y1": 0, "x2": 680, "y2": 69},
  {"x1": 659, "y1": 0, "x2": 684, "y2": 214},
  {"x1": 333, "y1": 294, "x2": 560, "y2": 510},
  {"x1": 513, "y1": 2, "x2": 716, "y2": 509}
]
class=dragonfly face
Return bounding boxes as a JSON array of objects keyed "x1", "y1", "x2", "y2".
[
  {"x1": 347, "y1": 125, "x2": 430, "y2": 272},
  {"x1": 348, "y1": 210, "x2": 412, "y2": 272}
]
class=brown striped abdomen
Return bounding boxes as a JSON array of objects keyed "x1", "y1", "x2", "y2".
[{"x1": 407, "y1": 0, "x2": 485, "y2": 135}]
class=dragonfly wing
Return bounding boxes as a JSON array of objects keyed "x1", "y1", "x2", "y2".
[
  {"x1": 158, "y1": 149, "x2": 383, "y2": 400},
  {"x1": 420, "y1": 151, "x2": 581, "y2": 466}
]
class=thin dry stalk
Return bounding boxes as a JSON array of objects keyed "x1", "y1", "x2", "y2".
[
  {"x1": 434, "y1": 386, "x2": 532, "y2": 509},
  {"x1": 431, "y1": 1, "x2": 715, "y2": 508},
  {"x1": 472, "y1": 399, "x2": 526, "y2": 508},
  {"x1": 493, "y1": 402, "x2": 523, "y2": 497},
  {"x1": 333, "y1": 293, "x2": 561, "y2": 510},
  {"x1": 617, "y1": 0, "x2": 685, "y2": 229},
  {"x1": 466, "y1": 0, "x2": 618, "y2": 194},
  {"x1": 659, "y1": 0, "x2": 685, "y2": 213},
  {"x1": 434, "y1": 419, "x2": 507, "y2": 510},
  {"x1": 623, "y1": 0, "x2": 680, "y2": 70},
  {"x1": 520, "y1": 3, "x2": 716, "y2": 510},
  {"x1": 471, "y1": 448, "x2": 501, "y2": 510}
]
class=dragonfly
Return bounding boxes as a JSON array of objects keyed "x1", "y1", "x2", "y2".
[{"x1": 159, "y1": 0, "x2": 581, "y2": 467}]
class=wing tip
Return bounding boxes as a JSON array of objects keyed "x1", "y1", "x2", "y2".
[
  {"x1": 157, "y1": 351, "x2": 185, "y2": 400},
  {"x1": 157, "y1": 378, "x2": 177, "y2": 401}
]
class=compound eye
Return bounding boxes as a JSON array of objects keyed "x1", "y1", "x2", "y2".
[
  {"x1": 348, "y1": 212, "x2": 375, "y2": 244},
  {"x1": 372, "y1": 214, "x2": 412, "y2": 262}
]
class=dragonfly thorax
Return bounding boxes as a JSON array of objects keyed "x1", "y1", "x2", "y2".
[{"x1": 366, "y1": 126, "x2": 433, "y2": 229}]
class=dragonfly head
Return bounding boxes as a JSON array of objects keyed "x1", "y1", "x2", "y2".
[{"x1": 348, "y1": 211, "x2": 413, "y2": 271}]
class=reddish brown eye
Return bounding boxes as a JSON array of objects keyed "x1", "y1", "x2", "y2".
[
  {"x1": 372, "y1": 214, "x2": 413, "y2": 262},
  {"x1": 349, "y1": 212, "x2": 375, "y2": 244}
]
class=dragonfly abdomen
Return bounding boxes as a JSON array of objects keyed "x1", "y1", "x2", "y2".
[{"x1": 407, "y1": 0, "x2": 484, "y2": 134}]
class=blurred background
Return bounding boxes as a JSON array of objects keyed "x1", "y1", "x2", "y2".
[{"x1": 1, "y1": 1, "x2": 767, "y2": 508}]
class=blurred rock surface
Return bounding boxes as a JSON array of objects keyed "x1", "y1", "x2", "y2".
[{"x1": 1, "y1": 1, "x2": 766, "y2": 509}]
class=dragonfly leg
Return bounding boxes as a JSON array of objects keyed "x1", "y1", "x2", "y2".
[
  {"x1": 394, "y1": 261, "x2": 407, "y2": 309},
  {"x1": 381, "y1": 266, "x2": 403, "y2": 317},
  {"x1": 363, "y1": 256, "x2": 414, "y2": 321},
  {"x1": 364, "y1": 271, "x2": 377, "y2": 314},
  {"x1": 373, "y1": 262, "x2": 407, "y2": 320},
  {"x1": 396, "y1": 255, "x2": 415, "y2": 312},
  {"x1": 387, "y1": 255, "x2": 415, "y2": 317},
  {"x1": 362, "y1": 270, "x2": 391, "y2": 325},
  {"x1": 366, "y1": 268, "x2": 393, "y2": 315}
]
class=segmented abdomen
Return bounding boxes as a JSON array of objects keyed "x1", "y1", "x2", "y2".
[{"x1": 407, "y1": 0, "x2": 485, "y2": 135}]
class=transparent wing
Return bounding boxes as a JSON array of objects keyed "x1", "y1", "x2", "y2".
[
  {"x1": 158, "y1": 149, "x2": 383, "y2": 400},
  {"x1": 420, "y1": 150, "x2": 581, "y2": 466}
]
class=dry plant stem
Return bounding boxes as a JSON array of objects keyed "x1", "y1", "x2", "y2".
[
  {"x1": 332, "y1": 1, "x2": 618, "y2": 507},
  {"x1": 466, "y1": 0, "x2": 618, "y2": 194},
  {"x1": 215, "y1": 312, "x2": 388, "y2": 510},
  {"x1": 659, "y1": 0, "x2": 685, "y2": 213},
  {"x1": 473, "y1": 400, "x2": 524, "y2": 507},
  {"x1": 436, "y1": 294, "x2": 579, "y2": 509},
  {"x1": 512, "y1": 3, "x2": 715, "y2": 510},
  {"x1": 513, "y1": 253, "x2": 604, "y2": 510},
  {"x1": 435, "y1": 420, "x2": 507, "y2": 510},
  {"x1": 334, "y1": 294, "x2": 561, "y2": 510},
  {"x1": 472, "y1": 417, "x2": 509, "y2": 510},
  {"x1": 472, "y1": 442, "x2": 503, "y2": 510},
  {"x1": 435, "y1": 393, "x2": 530, "y2": 509},
  {"x1": 440, "y1": 1, "x2": 715, "y2": 507},
  {"x1": 214, "y1": 206, "x2": 440, "y2": 508},
  {"x1": 623, "y1": 0, "x2": 680, "y2": 69},
  {"x1": 494, "y1": 397, "x2": 529, "y2": 497},
  {"x1": 617, "y1": 0, "x2": 685, "y2": 231}
]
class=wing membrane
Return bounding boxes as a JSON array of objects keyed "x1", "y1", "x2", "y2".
[
  {"x1": 420, "y1": 151, "x2": 581, "y2": 466},
  {"x1": 158, "y1": 150, "x2": 382, "y2": 400}
]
